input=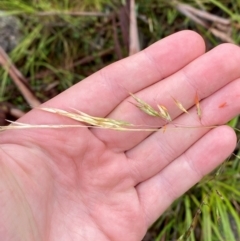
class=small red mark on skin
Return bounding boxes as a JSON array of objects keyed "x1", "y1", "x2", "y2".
[{"x1": 218, "y1": 102, "x2": 227, "y2": 108}]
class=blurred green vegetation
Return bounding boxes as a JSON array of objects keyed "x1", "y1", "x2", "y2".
[{"x1": 0, "y1": 0, "x2": 240, "y2": 240}]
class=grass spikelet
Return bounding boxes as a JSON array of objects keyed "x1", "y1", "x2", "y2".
[
  {"x1": 40, "y1": 107, "x2": 133, "y2": 129},
  {"x1": 129, "y1": 93, "x2": 160, "y2": 117},
  {"x1": 129, "y1": 93, "x2": 172, "y2": 121},
  {"x1": 218, "y1": 102, "x2": 227, "y2": 108},
  {"x1": 195, "y1": 92, "x2": 202, "y2": 120},
  {"x1": 157, "y1": 104, "x2": 172, "y2": 122},
  {"x1": 171, "y1": 96, "x2": 189, "y2": 114}
]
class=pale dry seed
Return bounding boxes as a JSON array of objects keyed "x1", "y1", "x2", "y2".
[
  {"x1": 157, "y1": 104, "x2": 172, "y2": 122},
  {"x1": 171, "y1": 96, "x2": 189, "y2": 114},
  {"x1": 195, "y1": 93, "x2": 202, "y2": 119}
]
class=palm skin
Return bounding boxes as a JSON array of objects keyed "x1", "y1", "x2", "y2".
[{"x1": 0, "y1": 31, "x2": 240, "y2": 241}]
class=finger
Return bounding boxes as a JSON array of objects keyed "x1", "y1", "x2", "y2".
[
  {"x1": 125, "y1": 78, "x2": 240, "y2": 184},
  {"x1": 20, "y1": 31, "x2": 205, "y2": 123},
  {"x1": 93, "y1": 44, "x2": 240, "y2": 151},
  {"x1": 136, "y1": 126, "x2": 236, "y2": 226}
]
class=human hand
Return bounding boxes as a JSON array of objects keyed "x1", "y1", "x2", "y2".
[{"x1": 0, "y1": 31, "x2": 239, "y2": 241}]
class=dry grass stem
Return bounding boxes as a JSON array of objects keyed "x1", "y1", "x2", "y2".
[
  {"x1": 0, "y1": 95, "x2": 220, "y2": 133},
  {"x1": 179, "y1": 208, "x2": 202, "y2": 240},
  {"x1": 0, "y1": 119, "x2": 218, "y2": 134},
  {"x1": 9, "y1": 107, "x2": 25, "y2": 118},
  {"x1": 3, "y1": 121, "x2": 217, "y2": 132},
  {"x1": 40, "y1": 107, "x2": 217, "y2": 131},
  {"x1": 175, "y1": 2, "x2": 234, "y2": 43},
  {"x1": 34, "y1": 11, "x2": 109, "y2": 17},
  {"x1": 0, "y1": 47, "x2": 41, "y2": 107},
  {"x1": 129, "y1": 0, "x2": 140, "y2": 55},
  {"x1": 177, "y1": 3, "x2": 230, "y2": 25}
]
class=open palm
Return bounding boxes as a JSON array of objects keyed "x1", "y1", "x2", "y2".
[{"x1": 0, "y1": 31, "x2": 240, "y2": 241}]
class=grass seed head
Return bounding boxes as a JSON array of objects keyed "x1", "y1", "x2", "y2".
[
  {"x1": 129, "y1": 93, "x2": 160, "y2": 117},
  {"x1": 130, "y1": 93, "x2": 172, "y2": 121},
  {"x1": 40, "y1": 107, "x2": 133, "y2": 129}
]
